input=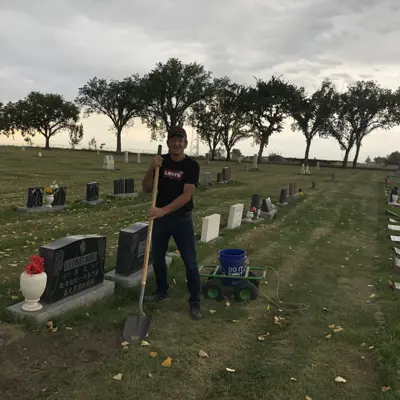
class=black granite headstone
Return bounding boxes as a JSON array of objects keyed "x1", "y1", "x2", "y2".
[
  {"x1": 217, "y1": 172, "x2": 223, "y2": 183},
  {"x1": 53, "y1": 187, "x2": 67, "y2": 206},
  {"x1": 279, "y1": 188, "x2": 287, "y2": 203},
  {"x1": 250, "y1": 194, "x2": 260, "y2": 209},
  {"x1": 115, "y1": 223, "x2": 153, "y2": 276},
  {"x1": 27, "y1": 187, "x2": 44, "y2": 208},
  {"x1": 222, "y1": 167, "x2": 230, "y2": 181},
  {"x1": 261, "y1": 199, "x2": 269, "y2": 212},
  {"x1": 39, "y1": 235, "x2": 107, "y2": 303},
  {"x1": 113, "y1": 179, "x2": 125, "y2": 195},
  {"x1": 86, "y1": 182, "x2": 99, "y2": 201},
  {"x1": 124, "y1": 178, "x2": 135, "y2": 194}
]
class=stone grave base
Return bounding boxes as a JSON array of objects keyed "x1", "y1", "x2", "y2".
[
  {"x1": 278, "y1": 202, "x2": 288, "y2": 206},
  {"x1": 16, "y1": 205, "x2": 69, "y2": 213},
  {"x1": 110, "y1": 192, "x2": 139, "y2": 199},
  {"x1": 287, "y1": 194, "x2": 299, "y2": 202},
  {"x1": 242, "y1": 217, "x2": 264, "y2": 224},
  {"x1": 81, "y1": 199, "x2": 105, "y2": 206},
  {"x1": 7, "y1": 280, "x2": 115, "y2": 324},
  {"x1": 388, "y1": 202, "x2": 400, "y2": 207},
  {"x1": 259, "y1": 210, "x2": 277, "y2": 219}
]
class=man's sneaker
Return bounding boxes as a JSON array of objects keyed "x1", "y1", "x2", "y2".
[
  {"x1": 189, "y1": 303, "x2": 203, "y2": 320},
  {"x1": 144, "y1": 292, "x2": 169, "y2": 303}
]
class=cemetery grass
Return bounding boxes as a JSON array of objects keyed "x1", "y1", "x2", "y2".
[{"x1": 0, "y1": 146, "x2": 399, "y2": 399}]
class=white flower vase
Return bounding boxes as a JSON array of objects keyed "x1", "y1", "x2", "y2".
[
  {"x1": 392, "y1": 194, "x2": 399, "y2": 204},
  {"x1": 246, "y1": 211, "x2": 253, "y2": 220},
  {"x1": 43, "y1": 194, "x2": 54, "y2": 208},
  {"x1": 20, "y1": 271, "x2": 47, "y2": 311}
]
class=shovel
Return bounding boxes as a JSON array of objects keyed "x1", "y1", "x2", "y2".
[{"x1": 122, "y1": 144, "x2": 162, "y2": 342}]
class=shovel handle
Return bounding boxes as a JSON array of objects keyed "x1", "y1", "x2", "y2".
[{"x1": 140, "y1": 145, "x2": 162, "y2": 288}]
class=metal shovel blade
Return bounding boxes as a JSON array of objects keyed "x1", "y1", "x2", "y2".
[{"x1": 122, "y1": 314, "x2": 152, "y2": 343}]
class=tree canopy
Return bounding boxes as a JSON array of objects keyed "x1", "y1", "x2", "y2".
[
  {"x1": 141, "y1": 58, "x2": 213, "y2": 140},
  {"x1": 7, "y1": 92, "x2": 80, "y2": 149},
  {"x1": 243, "y1": 76, "x2": 292, "y2": 164},
  {"x1": 286, "y1": 78, "x2": 337, "y2": 164},
  {"x1": 76, "y1": 75, "x2": 143, "y2": 152}
]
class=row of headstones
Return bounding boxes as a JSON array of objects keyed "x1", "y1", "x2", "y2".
[
  {"x1": 200, "y1": 181, "x2": 304, "y2": 242},
  {"x1": 203, "y1": 167, "x2": 232, "y2": 186},
  {"x1": 102, "y1": 153, "x2": 142, "y2": 170},
  {"x1": 22, "y1": 179, "x2": 136, "y2": 209}
]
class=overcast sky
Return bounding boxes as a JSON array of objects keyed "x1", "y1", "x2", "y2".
[{"x1": 1, "y1": 0, "x2": 399, "y2": 160}]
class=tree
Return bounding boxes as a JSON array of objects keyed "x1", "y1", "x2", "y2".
[
  {"x1": 76, "y1": 75, "x2": 143, "y2": 153},
  {"x1": 11, "y1": 92, "x2": 80, "y2": 149},
  {"x1": 69, "y1": 123, "x2": 84, "y2": 149},
  {"x1": 88, "y1": 137, "x2": 97, "y2": 151},
  {"x1": 323, "y1": 90, "x2": 357, "y2": 168},
  {"x1": 386, "y1": 151, "x2": 400, "y2": 166},
  {"x1": 231, "y1": 148, "x2": 242, "y2": 160},
  {"x1": 346, "y1": 81, "x2": 398, "y2": 168},
  {"x1": 365, "y1": 156, "x2": 372, "y2": 164},
  {"x1": 244, "y1": 76, "x2": 292, "y2": 164},
  {"x1": 286, "y1": 78, "x2": 337, "y2": 165},
  {"x1": 0, "y1": 101, "x2": 18, "y2": 137},
  {"x1": 140, "y1": 58, "x2": 213, "y2": 140}
]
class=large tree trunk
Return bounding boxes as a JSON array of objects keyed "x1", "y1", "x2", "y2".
[
  {"x1": 341, "y1": 148, "x2": 350, "y2": 168},
  {"x1": 44, "y1": 135, "x2": 50, "y2": 150},
  {"x1": 304, "y1": 139, "x2": 312, "y2": 164},
  {"x1": 257, "y1": 135, "x2": 269, "y2": 164},
  {"x1": 226, "y1": 148, "x2": 231, "y2": 161},
  {"x1": 209, "y1": 144, "x2": 218, "y2": 160},
  {"x1": 116, "y1": 128, "x2": 122, "y2": 153},
  {"x1": 352, "y1": 143, "x2": 361, "y2": 168}
]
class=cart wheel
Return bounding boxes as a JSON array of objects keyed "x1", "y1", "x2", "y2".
[
  {"x1": 234, "y1": 281, "x2": 258, "y2": 301},
  {"x1": 202, "y1": 279, "x2": 225, "y2": 301},
  {"x1": 248, "y1": 271, "x2": 260, "y2": 288}
]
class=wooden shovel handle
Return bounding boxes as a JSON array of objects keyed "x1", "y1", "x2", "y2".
[{"x1": 141, "y1": 145, "x2": 162, "y2": 285}]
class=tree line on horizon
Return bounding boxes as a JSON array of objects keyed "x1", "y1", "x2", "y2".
[{"x1": 1, "y1": 57, "x2": 400, "y2": 168}]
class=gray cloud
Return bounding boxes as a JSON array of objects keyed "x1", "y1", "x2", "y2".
[{"x1": 0, "y1": 0, "x2": 399, "y2": 104}]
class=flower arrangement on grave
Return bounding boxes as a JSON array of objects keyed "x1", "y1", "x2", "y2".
[
  {"x1": 20, "y1": 255, "x2": 48, "y2": 312},
  {"x1": 43, "y1": 181, "x2": 58, "y2": 207}
]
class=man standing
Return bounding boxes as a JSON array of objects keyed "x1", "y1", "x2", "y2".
[{"x1": 141, "y1": 126, "x2": 202, "y2": 320}]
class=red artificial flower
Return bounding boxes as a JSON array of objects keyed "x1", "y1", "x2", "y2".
[
  {"x1": 24, "y1": 255, "x2": 45, "y2": 275},
  {"x1": 251, "y1": 206, "x2": 257, "y2": 212}
]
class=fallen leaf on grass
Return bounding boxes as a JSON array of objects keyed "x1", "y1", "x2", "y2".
[
  {"x1": 328, "y1": 324, "x2": 335, "y2": 329},
  {"x1": 360, "y1": 342, "x2": 366, "y2": 347},
  {"x1": 305, "y1": 396, "x2": 312, "y2": 400},
  {"x1": 232, "y1": 320, "x2": 239, "y2": 323},
  {"x1": 369, "y1": 346, "x2": 375, "y2": 350},
  {"x1": 121, "y1": 341, "x2": 129, "y2": 347},
  {"x1": 112, "y1": 373, "x2": 123, "y2": 381},
  {"x1": 140, "y1": 340, "x2": 150, "y2": 347},
  {"x1": 209, "y1": 309, "x2": 216, "y2": 314},
  {"x1": 225, "y1": 301, "x2": 231, "y2": 308},
  {"x1": 226, "y1": 368, "x2": 235, "y2": 372},
  {"x1": 322, "y1": 307, "x2": 329, "y2": 312},
  {"x1": 369, "y1": 294, "x2": 376, "y2": 299},
  {"x1": 335, "y1": 376, "x2": 347, "y2": 383},
  {"x1": 46, "y1": 321, "x2": 58, "y2": 333},
  {"x1": 149, "y1": 352, "x2": 158, "y2": 358},
  {"x1": 290, "y1": 377, "x2": 297, "y2": 382},
  {"x1": 334, "y1": 327, "x2": 344, "y2": 333},
  {"x1": 274, "y1": 316, "x2": 281, "y2": 324},
  {"x1": 266, "y1": 304, "x2": 270, "y2": 311},
  {"x1": 11, "y1": 295, "x2": 18, "y2": 300},
  {"x1": 148, "y1": 373, "x2": 153, "y2": 378},
  {"x1": 198, "y1": 350, "x2": 209, "y2": 358},
  {"x1": 258, "y1": 335, "x2": 266, "y2": 341},
  {"x1": 381, "y1": 386, "x2": 391, "y2": 392},
  {"x1": 326, "y1": 334, "x2": 332, "y2": 339},
  {"x1": 340, "y1": 265, "x2": 346, "y2": 269},
  {"x1": 161, "y1": 357, "x2": 172, "y2": 367}
]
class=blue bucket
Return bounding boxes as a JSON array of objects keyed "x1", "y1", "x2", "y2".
[{"x1": 218, "y1": 248, "x2": 247, "y2": 286}]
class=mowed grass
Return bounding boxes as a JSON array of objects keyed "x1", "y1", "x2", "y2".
[{"x1": 0, "y1": 145, "x2": 400, "y2": 400}]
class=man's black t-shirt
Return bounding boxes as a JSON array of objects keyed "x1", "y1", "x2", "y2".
[{"x1": 155, "y1": 153, "x2": 200, "y2": 214}]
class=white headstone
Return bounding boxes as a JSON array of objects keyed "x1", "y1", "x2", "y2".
[
  {"x1": 201, "y1": 214, "x2": 221, "y2": 242},
  {"x1": 301, "y1": 164, "x2": 305, "y2": 174},
  {"x1": 97, "y1": 150, "x2": 100, "y2": 155},
  {"x1": 391, "y1": 236, "x2": 400, "y2": 242},
  {"x1": 305, "y1": 165, "x2": 310, "y2": 175},
  {"x1": 395, "y1": 247, "x2": 400, "y2": 255},
  {"x1": 316, "y1": 161, "x2": 320, "y2": 170},
  {"x1": 38, "y1": 152, "x2": 42, "y2": 157},
  {"x1": 389, "y1": 218, "x2": 399, "y2": 224},
  {"x1": 238, "y1": 156, "x2": 242, "y2": 163},
  {"x1": 389, "y1": 225, "x2": 400, "y2": 231},
  {"x1": 252, "y1": 154, "x2": 258, "y2": 169},
  {"x1": 137, "y1": 153, "x2": 141, "y2": 163},
  {"x1": 102, "y1": 155, "x2": 115, "y2": 170},
  {"x1": 203, "y1": 172, "x2": 211, "y2": 185},
  {"x1": 124, "y1": 151, "x2": 129, "y2": 163},
  {"x1": 22, "y1": 146, "x2": 26, "y2": 151},
  {"x1": 227, "y1": 204, "x2": 244, "y2": 229}
]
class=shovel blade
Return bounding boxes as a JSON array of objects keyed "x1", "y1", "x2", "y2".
[{"x1": 122, "y1": 314, "x2": 152, "y2": 343}]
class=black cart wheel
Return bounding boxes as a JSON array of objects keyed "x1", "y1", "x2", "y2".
[
  {"x1": 248, "y1": 271, "x2": 260, "y2": 288},
  {"x1": 234, "y1": 280, "x2": 258, "y2": 302},
  {"x1": 202, "y1": 279, "x2": 225, "y2": 301}
]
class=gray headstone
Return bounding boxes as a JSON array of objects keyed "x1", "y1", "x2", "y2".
[
  {"x1": 279, "y1": 189, "x2": 288, "y2": 204},
  {"x1": 39, "y1": 235, "x2": 107, "y2": 304}
]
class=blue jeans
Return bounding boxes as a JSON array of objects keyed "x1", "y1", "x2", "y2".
[{"x1": 152, "y1": 212, "x2": 201, "y2": 305}]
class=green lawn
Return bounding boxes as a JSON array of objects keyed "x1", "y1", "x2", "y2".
[{"x1": 0, "y1": 145, "x2": 399, "y2": 400}]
